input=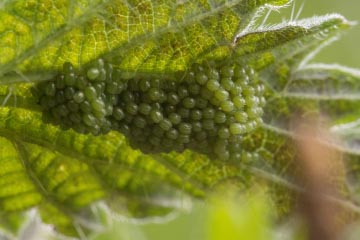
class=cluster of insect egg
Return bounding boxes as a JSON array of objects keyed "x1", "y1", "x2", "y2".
[
  {"x1": 34, "y1": 60, "x2": 119, "y2": 135},
  {"x1": 33, "y1": 59, "x2": 265, "y2": 160}
]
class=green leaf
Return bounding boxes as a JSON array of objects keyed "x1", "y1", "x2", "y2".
[
  {"x1": 0, "y1": 0, "x2": 359, "y2": 238},
  {"x1": 208, "y1": 192, "x2": 272, "y2": 240}
]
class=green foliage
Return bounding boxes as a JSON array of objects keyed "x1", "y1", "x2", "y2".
[
  {"x1": 208, "y1": 192, "x2": 271, "y2": 240},
  {"x1": 0, "y1": 0, "x2": 360, "y2": 238},
  {"x1": 92, "y1": 191, "x2": 274, "y2": 240}
]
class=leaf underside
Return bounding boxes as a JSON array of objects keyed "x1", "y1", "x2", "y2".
[{"x1": 0, "y1": 0, "x2": 360, "y2": 238}]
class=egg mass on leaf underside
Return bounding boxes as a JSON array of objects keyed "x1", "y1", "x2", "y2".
[{"x1": 33, "y1": 59, "x2": 266, "y2": 161}]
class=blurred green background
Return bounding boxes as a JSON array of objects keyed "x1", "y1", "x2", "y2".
[
  {"x1": 92, "y1": 1, "x2": 360, "y2": 240},
  {"x1": 294, "y1": 0, "x2": 360, "y2": 68}
]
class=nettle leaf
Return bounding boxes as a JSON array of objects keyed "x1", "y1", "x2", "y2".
[{"x1": 0, "y1": 0, "x2": 359, "y2": 238}]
